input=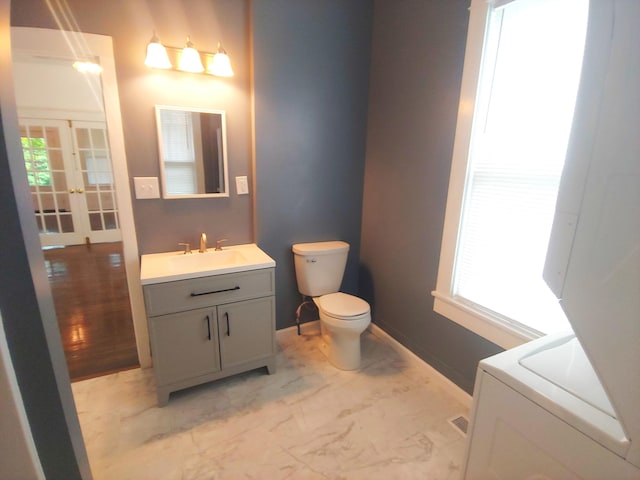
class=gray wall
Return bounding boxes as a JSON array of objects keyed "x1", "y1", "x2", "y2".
[
  {"x1": 253, "y1": 0, "x2": 373, "y2": 329},
  {"x1": 12, "y1": 0, "x2": 254, "y2": 254},
  {"x1": 361, "y1": 0, "x2": 502, "y2": 394},
  {"x1": 1, "y1": 0, "x2": 90, "y2": 476}
]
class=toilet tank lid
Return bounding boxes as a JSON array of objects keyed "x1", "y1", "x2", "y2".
[{"x1": 292, "y1": 241, "x2": 349, "y2": 256}]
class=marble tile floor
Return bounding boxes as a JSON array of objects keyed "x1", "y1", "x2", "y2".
[{"x1": 72, "y1": 322, "x2": 469, "y2": 480}]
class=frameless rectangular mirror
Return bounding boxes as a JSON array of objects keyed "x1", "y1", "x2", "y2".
[{"x1": 155, "y1": 105, "x2": 229, "y2": 198}]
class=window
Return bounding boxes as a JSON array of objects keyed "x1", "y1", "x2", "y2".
[{"x1": 433, "y1": 0, "x2": 588, "y2": 348}]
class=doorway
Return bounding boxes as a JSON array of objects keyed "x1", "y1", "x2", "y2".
[
  {"x1": 21, "y1": 117, "x2": 121, "y2": 247},
  {"x1": 16, "y1": 91, "x2": 138, "y2": 380},
  {"x1": 12, "y1": 28, "x2": 150, "y2": 379}
]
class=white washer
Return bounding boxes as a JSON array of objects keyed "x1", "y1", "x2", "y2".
[{"x1": 463, "y1": 332, "x2": 639, "y2": 479}]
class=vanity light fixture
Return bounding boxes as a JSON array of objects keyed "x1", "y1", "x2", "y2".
[
  {"x1": 144, "y1": 32, "x2": 233, "y2": 78},
  {"x1": 144, "y1": 31, "x2": 172, "y2": 69}
]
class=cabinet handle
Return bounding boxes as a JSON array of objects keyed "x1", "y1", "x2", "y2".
[
  {"x1": 190, "y1": 286, "x2": 240, "y2": 297},
  {"x1": 225, "y1": 312, "x2": 230, "y2": 336},
  {"x1": 206, "y1": 315, "x2": 211, "y2": 341}
]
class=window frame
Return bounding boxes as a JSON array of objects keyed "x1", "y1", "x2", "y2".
[{"x1": 432, "y1": 0, "x2": 572, "y2": 349}]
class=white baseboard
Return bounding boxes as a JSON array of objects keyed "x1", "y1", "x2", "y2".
[{"x1": 368, "y1": 323, "x2": 473, "y2": 409}]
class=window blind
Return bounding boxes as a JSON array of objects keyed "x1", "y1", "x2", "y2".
[{"x1": 159, "y1": 110, "x2": 196, "y2": 195}]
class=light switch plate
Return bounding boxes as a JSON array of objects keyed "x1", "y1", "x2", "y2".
[
  {"x1": 134, "y1": 177, "x2": 160, "y2": 199},
  {"x1": 235, "y1": 176, "x2": 249, "y2": 195}
]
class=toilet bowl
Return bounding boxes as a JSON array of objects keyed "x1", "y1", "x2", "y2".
[{"x1": 314, "y1": 292, "x2": 371, "y2": 370}]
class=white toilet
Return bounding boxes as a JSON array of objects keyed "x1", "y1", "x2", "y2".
[{"x1": 292, "y1": 241, "x2": 371, "y2": 370}]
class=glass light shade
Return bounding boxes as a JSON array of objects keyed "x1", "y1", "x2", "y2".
[
  {"x1": 208, "y1": 52, "x2": 234, "y2": 77},
  {"x1": 145, "y1": 38, "x2": 172, "y2": 69},
  {"x1": 178, "y1": 38, "x2": 204, "y2": 73}
]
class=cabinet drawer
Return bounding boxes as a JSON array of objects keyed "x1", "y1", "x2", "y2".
[{"x1": 144, "y1": 268, "x2": 275, "y2": 316}]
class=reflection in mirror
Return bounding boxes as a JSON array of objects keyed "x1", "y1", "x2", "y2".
[{"x1": 156, "y1": 105, "x2": 229, "y2": 198}]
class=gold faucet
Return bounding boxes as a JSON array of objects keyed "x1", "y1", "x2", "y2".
[{"x1": 199, "y1": 233, "x2": 207, "y2": 253}]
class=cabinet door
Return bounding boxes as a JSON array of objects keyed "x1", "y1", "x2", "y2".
[
  {"x1": 218, "y1": 297, "x2": 275, "y2": 370},
  {"x1": 150, "y1": 308, "x2": 220, "y2": 385}
]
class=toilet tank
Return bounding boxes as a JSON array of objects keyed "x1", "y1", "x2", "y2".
[{"x1": 292, "y1": 241, "x2": 349, "y2": 296}]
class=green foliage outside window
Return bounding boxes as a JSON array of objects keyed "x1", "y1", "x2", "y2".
[{"x1": 22, "y1": 136, "x2": 51, "y2": 187}]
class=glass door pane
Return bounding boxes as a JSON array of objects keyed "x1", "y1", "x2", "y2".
[
  {"x1": 20, "y1": 120, "x2": 84, "y2": 246},
  {"x1": 72, "y1": 121, "x2": 121, "y2": 243}
]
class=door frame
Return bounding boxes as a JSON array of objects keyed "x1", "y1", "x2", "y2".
[{"x1": 12, "y1": 27, "x2": 151, "y2": 368}]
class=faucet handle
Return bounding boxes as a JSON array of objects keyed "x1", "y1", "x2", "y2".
[
  {"x1": 215, "y1": 239, "x2": 228, "y2": 251},
  {"x1": 178, "y1": 242, "x2": 192, "y2": 254}
]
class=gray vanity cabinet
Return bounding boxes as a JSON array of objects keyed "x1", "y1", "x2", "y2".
[{"x1": 143, "y1": 268, "x2": 276, "y2": 406}]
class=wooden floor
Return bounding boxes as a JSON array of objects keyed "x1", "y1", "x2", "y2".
[{"x1": 44, "y1": 242, "x2": 139, "y2": 381}]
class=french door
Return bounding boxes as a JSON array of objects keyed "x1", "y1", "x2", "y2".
[{"x1": 20, "y1": 118, "x2": 121, "y2": 247}]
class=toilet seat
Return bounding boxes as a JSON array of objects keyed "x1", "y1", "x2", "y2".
[{"x1": 317, "y1": 292, "x2": 370, "y2": 320}]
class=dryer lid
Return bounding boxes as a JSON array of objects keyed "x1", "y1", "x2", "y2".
[{"x1": 318, "y1": 292, "x2": 369, "y2": 318}]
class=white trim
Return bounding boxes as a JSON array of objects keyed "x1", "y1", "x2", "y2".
[
  {"x1": 433, "y1": 0, "x2": 522, "y2": 349},
  {"x1": 85, "y1": 33, "x2": 151, "y2": 368},
  {"x1": 17, "y1": 107, "x2": 105, "y2": 123},
  {"x1": 0, "y1": 312, "x2": 45, "y2": 480},
  {"x1": 492, "y1": 0, "x2": 518, "y2": 9},
  {"x1": 368, "y1": 323, "x2": 473, "y2": 409},
  {"x1": 432, "y1": 293, "x2": 533, "y2": 350},
  {"x1": 434, "y1": 0, "x2": 489, "y2": 303},
  {"x1": 11, "y1": 27, "x2": 151, "y2": 368}
]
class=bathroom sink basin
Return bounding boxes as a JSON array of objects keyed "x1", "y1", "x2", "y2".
[
  {"x1": 167, "y1": 249, "x2": 246, "y2": 272},
  {"x1": 140, "y1": 243, "x2": 275, "y2": 285}
]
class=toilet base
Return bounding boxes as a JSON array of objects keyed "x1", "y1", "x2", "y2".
[
  {"x1": 328, "y1": 337, "x2": 362, "y2": 371},
  {"x1": 320, "y1": 323, "x2": 366, "y2": 371}
]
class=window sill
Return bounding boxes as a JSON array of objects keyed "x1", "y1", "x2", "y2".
[{"x1": 432, "y1": 291, "x2": 542, "y2": 349}]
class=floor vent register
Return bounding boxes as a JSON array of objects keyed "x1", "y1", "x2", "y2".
[{"x1": 448, "y1": 414, "x2": 469, "y2": 437}]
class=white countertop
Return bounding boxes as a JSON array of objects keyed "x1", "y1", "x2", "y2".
[{"x1": 140, "y1": 243, "x2": 276, "y2": 285}]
